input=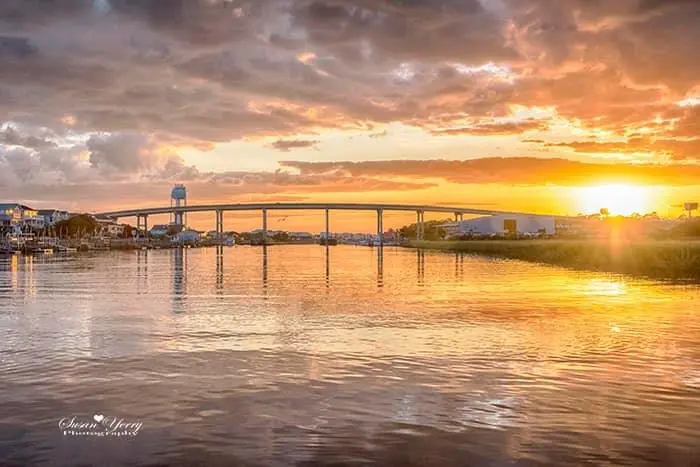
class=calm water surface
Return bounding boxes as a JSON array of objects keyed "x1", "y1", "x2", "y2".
[{"x1": 1, "y1": 246, "x2": 699, "y2": 466}]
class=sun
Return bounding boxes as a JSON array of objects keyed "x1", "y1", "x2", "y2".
[{"x1": 575, "y1": 184, "x2": 652, "y2": 216}]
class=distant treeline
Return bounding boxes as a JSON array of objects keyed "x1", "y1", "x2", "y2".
[{"x1": 43, "y1": 215, "x2": 134, "y2": 238}]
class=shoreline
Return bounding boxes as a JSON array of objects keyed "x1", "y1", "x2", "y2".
[{"x1": 409, "y1": 239, "x2": 700, "y2": 282}]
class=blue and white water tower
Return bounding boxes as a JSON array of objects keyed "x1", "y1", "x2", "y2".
[{"x1": 171, "y1": 184, "x2": 187, "y2": 226}]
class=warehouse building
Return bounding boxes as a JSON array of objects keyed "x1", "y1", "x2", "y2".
[{"x1": 453, "y1": 214, "x2": 556, "y2": 237}]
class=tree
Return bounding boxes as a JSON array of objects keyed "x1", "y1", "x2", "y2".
[
  {"x1": 54, "y1": 214, "x2": 100, "y2": 238},
  {"x1": 398, "y1": 219, "x2": 449, "y2": 240},
  {"x1": 272, "y1": 231, "x2": 290, "y2": 242},
  {"x1": 120, "y1": 225, "x2": 134, "y2": 238}
]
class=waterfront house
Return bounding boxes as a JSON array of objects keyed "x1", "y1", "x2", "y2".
[
  {"x1": 91, "y1": 215, "x2": 129, "y2": 238},
  {"x1": 150, "y1": 225, "x2": 171, "y2": 238},
  {"x1": 0, "y1": 203, "x2": 39, "y2": 225},
  {"x1": 21, "y1": 216, "x2": 46, "y2": 230},
  {"x1": 0, "y1": 213, "x2": 12, "y2": 234},
  {"x1": 38, "y1": 209, "x2": 71, "y2": 226},
  {"x1": 171, "y1": 229, "x2": 201, "y2": 244}
]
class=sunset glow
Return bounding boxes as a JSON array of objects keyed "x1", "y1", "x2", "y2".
[
  {"x1": 0, "y1": 1, "x2": 699, "y2": 228},
  {"x1": 576, "y1": 184, "x2": 653, "y2": 216}
]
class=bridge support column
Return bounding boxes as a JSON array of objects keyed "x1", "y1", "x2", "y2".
[
  {"x1": 262, "y1": 209, "x2": 268, "y2": 245},
  {"x1": 416, "y1": 210, "x2": 425, "y2": 241},
  {"x1": 215, "y1": 210, "x2": 223, "y2": 240},
  {"x1": 377, "y1": 209, "x2": 384, "y2": 246},
  {"x1": 136, "y1": 215, "x2": 148, "y2": 239},
  {"x1": 324, "y1": 208, "x2": 330, "y2": 244}
]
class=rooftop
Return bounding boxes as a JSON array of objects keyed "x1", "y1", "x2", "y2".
[{"x1": 0, "y1": 203, "x2": 35, "y2": 211}]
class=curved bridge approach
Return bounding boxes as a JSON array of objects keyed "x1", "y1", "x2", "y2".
[{"x1": 97, "y1": 202, "x2": 568, "y2": 243}]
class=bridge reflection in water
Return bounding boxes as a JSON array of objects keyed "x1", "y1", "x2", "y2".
[{"x1": 164, "y1": 246, "x2": 466, "y2": 306}]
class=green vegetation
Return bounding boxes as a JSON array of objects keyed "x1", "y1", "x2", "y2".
[
  {"x1": 399, "y1": 219, "x2": 449, "y2": 241},
  {"x1": 664, "y1": 219, "x2": 700, "y2": 239},
  {"x1": 411, "y1": 239, "x2": 700, "y2": 281},
  {"x1": 53, "y1": 214, "x2": 100, "y2": 237}
]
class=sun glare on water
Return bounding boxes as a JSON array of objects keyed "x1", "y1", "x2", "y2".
[{"x1": 576, "y1": 184, "x2": 652, "y2": 216}]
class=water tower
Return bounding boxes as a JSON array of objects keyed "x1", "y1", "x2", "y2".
[{"x1": 171, "y1": 184, "x2": 187, "y2": 226}]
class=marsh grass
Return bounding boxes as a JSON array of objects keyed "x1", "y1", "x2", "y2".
[{"x1": 411, "y1": 239, "x2": 700, "y2": 281}]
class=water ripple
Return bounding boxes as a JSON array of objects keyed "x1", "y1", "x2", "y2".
[{"x1": 1, "y1": 246, "x2": 699, "y2": 466}]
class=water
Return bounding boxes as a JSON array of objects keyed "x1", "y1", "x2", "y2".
[{"x1": 1, "y1": 245, "x2": 699, "y2": 466}]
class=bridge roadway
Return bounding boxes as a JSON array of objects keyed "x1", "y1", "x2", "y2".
[{"x1": 97, "y1": 203, "x2": 568, "y2": 243}]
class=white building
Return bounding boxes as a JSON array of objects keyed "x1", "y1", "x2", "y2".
[
  {"x1": 171, "y1": 230, "x2": 201, "y2": 243},
  {"x1": 150, "y1": 225, "x2": 171, "y2": 238},
  {"x1": 455, "y1": 215, "x2": 556, "y2": 236},
  {"x1": 38, "y1": 209, "x2": 71, "y2": 226},
  {"x1": 92, "y1": 216, "x2": 127, "y2": 237}
]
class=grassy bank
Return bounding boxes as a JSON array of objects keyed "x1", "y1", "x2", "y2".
[{"x1": 410, "y1": 239, "x2": 700, "y2": 281}]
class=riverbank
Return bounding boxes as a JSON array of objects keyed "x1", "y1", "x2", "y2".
[{"x1": 410, "y1": 239, "x2": 700, "y2": 281}]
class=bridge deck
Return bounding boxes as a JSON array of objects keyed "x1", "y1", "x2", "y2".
[{"x1": 97, "y1": 203, "x2": 570, "y2": 220}]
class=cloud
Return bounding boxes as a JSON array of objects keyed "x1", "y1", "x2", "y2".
[
  {"x1": 0, "y1": 125, "x2": 57, "y2": 149},
  {"x1": 269, "y1": 139, "x2": 320, "y2": 152},
  {"x1": 431, "y1": 119, "x2": 550, "y2": 136},
  {"x1": 544, "y1": 136, "x2": 700, "y2": 161},
  {"x1": 1, "y1": 0, "x2": 700, "y2": 209},
  {"x1": 1, "y1": 0, "x2": 696, "y2": 148},
  {"x1": 280, "y1": 157, "x2": 700, "y2": 186}
]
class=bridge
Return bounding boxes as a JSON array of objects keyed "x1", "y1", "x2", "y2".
[{"x1": 97, "y1": 203, "x2": 569, "y2": 243}]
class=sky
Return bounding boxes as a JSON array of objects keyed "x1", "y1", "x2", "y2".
[{"x1": 1, "y1": 0, "x2": 699, "y2": 232}]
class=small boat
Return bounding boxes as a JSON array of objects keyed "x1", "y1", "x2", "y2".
[
  {"x1": 319, "y1": 238, "x2": 338, "y2": 246},
  {"x1": 41, "y1": 248, "x2": 54, "y2": 255}
]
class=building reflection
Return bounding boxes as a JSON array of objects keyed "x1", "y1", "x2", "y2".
[
  {"x1": 216, "y1": 246, "x2": 224, "y2": 295},
  {"x1": 10, "y1": 254, "x2": 19, "y2": 291},
  {"x1": 136, "y1": 249, "x2": 148, "y2": 293},
  {"x1": 172, "y1": 247, "x2": 187, "y2": 313},
  {"x1": 262, "y1": 245, "x2": 268, "y2": 298},
  {"x1": 377, "y1": 247, "x2": 384, "y2": 289},
  {"x1": 417, "y1": 249, "x2": 425, "y2": 286},
  {"x1": 325, "y1": 245, "x2": 330, "y2": 288},
  {"x1": 455, "y1": 252, "x2": 464, "y2": 280}
]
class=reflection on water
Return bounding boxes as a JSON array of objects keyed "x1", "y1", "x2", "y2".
[{"x1": 1, "y1": 246, "x2": 700, "y2": 466}]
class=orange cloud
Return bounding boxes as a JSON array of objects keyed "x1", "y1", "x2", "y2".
[{"x1": 280, "y1": 157, "x2": 700, "y2": 186}]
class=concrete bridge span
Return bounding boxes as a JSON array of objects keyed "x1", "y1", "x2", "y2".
[{"x1": 96, "y1": 203, "x2": 568, "y2": 243}]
